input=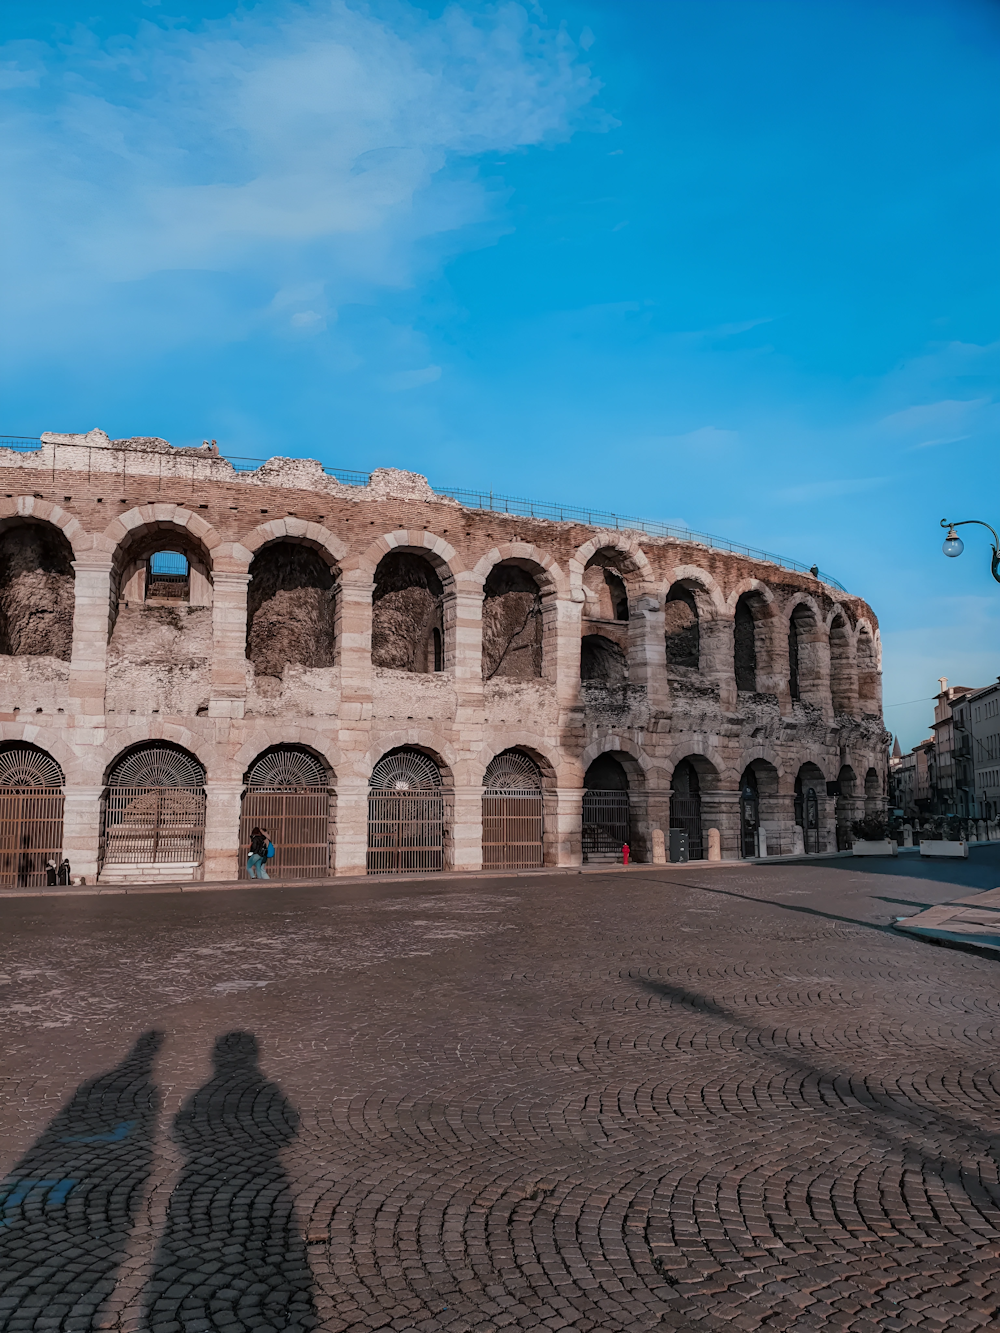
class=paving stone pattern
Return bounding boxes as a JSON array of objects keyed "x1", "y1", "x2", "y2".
[{"x1": 1, "y1": 860, "x2": 1000, "y2": 1331}]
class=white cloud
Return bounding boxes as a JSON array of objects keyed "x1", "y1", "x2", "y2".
[
  {"x1": 775, "y1": 477, "x2": 888, "y2": 503},
  {"x1": 0, "y1": 2, "x2": 600, "y2": 354}
]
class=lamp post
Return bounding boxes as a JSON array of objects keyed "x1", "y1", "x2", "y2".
[{"x1": 940, "y1": 519, "x2": 1000, "y2": 585}]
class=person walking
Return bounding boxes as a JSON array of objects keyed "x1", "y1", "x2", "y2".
[{"x1": 247, "y1": 827, "x2": 270, "y2": 879}]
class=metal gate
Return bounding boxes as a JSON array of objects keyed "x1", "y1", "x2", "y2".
[
  {"x1": 670, "y1": 794, "x2": 703, "y2": 860},
  {"x1": 803, "y1": 787, "x2": 820, "y2": 854},
  {"x1": 483, "y1": 751, "x2": 543, "y2": 869},
  {"x1": 239, "y1": 748, "x2": 331, "y2": 879},
  {"x1": 368, "y1": 749, "x2": 443, "y2": 874},
  {"x1": 101, "y1": 746, "x2": 206, "y2": 869},
  {"x1": 739, "y1": 785, "x2": 759, "y2": 858},
  {"x1": 0, "y1": 746, "x2": 64, "y2": 888},
  {"x1": 582, "y1": 790, "x2": 630, "y2": 857}
]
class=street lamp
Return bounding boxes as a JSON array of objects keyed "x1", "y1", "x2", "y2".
[{"x1": 940, "y1": 519, "x2": 1000, "y2": 584}]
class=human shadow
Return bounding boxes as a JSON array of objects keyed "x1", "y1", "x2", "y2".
[
  {"x1": 0, "y1": 1029, "x2": 162, "y2": 1330},
  {"x1": 143, "y1": 1030, "x2": 317, "y2": 1332}
]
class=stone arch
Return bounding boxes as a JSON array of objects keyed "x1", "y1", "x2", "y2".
[
  {"x1": 0, "y1": 497, "x2": 92, "y2": 560},
  {"x1": 669, "y1": 752, "x2": 721, "y2": 862},
  {"x1": 97, "y1": 722, "x2": 216, "y2": 783},
  {"x1": 471, "y1": 542, "x2": 566, "y2": 597},
  {"x1": 104, "y1": 507, "x2": 221, "y2": 629},
  {"x1": 666, "y1": 565, "x2": 728, "y2": 615},
  {"x1": 99, "y1": 738, "x2": 208, "y2": 882},
  {"x1": 0, "y1": 516, "x2": 76, "y2": 661},
  {"x1": 835, "y1": 763, "x2": 861, "y2": 849},
  {"x1": 360, "y1": 731, "x2": 458, "y2": 787},
  {"x1": 0, "y1": 724, "x2": 79, "y2": 785},
  {"x1": 785, "y1": 593, "x2": 827, "y2": 709},
  {"x1": 733, "y1": 590, "x2": 769, "y2": 692},
  {"x1": 354, "y1": 532, "x2": 466, "y2": 676},
  {"x1": 829, "y1": 608, "x2": 857, "y2": 714},
  {"x1": 246, "y1": 540, "x2": 337, "y2": 679},
  {"x1": 580, "y1": 735, "x2": 652, "y2": 781},
  {"x1": 232, "y1": 728, "x2": 342, "y2": 786},
  {"x1": 232, "y1": 518, "x2": 349, "y2": 572},
  {"x1": 570, "y1": 532, "x2": 653, "y2": 587},
  {"x1": 738, "y1": 756, "x2": 780, "y2": 857},
  {"x1": 0, "y1": 739, "x2": 67, "y2": 887},
  {"x1": 239, "y1": 742, "x2": 334, "y2": 880},
  {"x1": 856, "y1": 622, "x2": 880, "y2": 714},
  {"x1": 474, "y1": 736, "x2": 562, "y2": 786},
  {"x1": 795, "y1": 760, "x2": 829, "y2": 854},
  {"x1": 864, "y1": 764, "x2": 882, "y2": 815},
  {"x1": 663, "y1": 584, "x2": 700, "y2": 669}
]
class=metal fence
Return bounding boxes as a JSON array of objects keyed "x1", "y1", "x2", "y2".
[
  {"x1": 238, "y1": 788, "x2": 331, "y2": 879},
  {"x1": 101, "y1": 786, "x2": 206, "y2": 866},
  {"x1": 0, "y1": 789, "x2": 65, "y2": 887},
  {"x1": 367, "y1": 790, "x2": 444, "y2": 874},
  {"x1": 582, "y1": 790, "x2": 631, "y2": 858},
  {"x1": 670, "y1": 795, "x2": 704, "y2": 860},
  {"x1": 482, "y1": 792, "x2": 543, "y2": 870}
]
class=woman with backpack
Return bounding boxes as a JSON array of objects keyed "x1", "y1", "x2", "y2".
[{"x1": 247, "y1": 827, "x2": 272, "y2": 879}]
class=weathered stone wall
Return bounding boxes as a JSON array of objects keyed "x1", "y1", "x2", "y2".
[{"x1": 0, "y1": 432, "x2": 888, "y2": 883}]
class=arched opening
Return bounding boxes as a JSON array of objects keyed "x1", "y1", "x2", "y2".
[
  {"x1": 239, "y1": 746, "x2": 332, "y2": 880},
  {"x1": 864, "y1": 765, "x2": 882, "y2": 815},
  {"x1": 367, "y1": 748, "x2": 444, "y2": 874},
  {"x1": 483, "y1": 750, "x2": 543, "y2": 870},
  {"x1": 582, "y1": 552, "x2": 629, "y2": 622},
  {"x1": 794, "y1": 762, "x2": 825, "y2": 854},
  {"x1": 146, "y1": 550, "x2": 190, "y2": 602},
  {"x1": 580, "y1": 634, "x2": 627, "y2": 684},
  {"x1": 739, "y1": 766, "x2": 759, "y2": 858},
  {"x1": 0, "y1": 743, "x2": 65, "y2": 887},
  {"x1": 664, "y1": 585, "x2": 699, "y2": 669},
  {"x1": 857, "y1": 628, "x2": 880, "y2": 715},
  {"x1": 372, "y1": 553, "x2": 444, "y2": 674},
  {"x1": 670, "y1": 758, "x2": 703, "y2": 860},
  {"x1": 829, "y1": 614, "x2": 855, "y2": 714},
  {"x1": 482, "y1": 563, "x2": 543, "y2": 680},
  {"x1": 734, "y1": 593, "x2": 764, "y2": 692},
  {"x1": 247, "y1": 541, "x2": 336, "y2": 679},
  {"x1": 835, "y1": 764, "x2": 858, "y2": 850},
  {"x1": 582, "y1": 754, "x2": 630, "y2": 862},
  {"x1": 100, "y1": 743, "x2": 206, "y2": 881},
  {"x1": 788, "y1": 603, "x2": 824, "y2": 707},
  {"x1": 0, "y1": 521, "x2": 75, "y2": 661}
]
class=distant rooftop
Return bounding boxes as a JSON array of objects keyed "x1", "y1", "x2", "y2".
[{"x1": 0, "y1": 433, "x2": 848, "y2": 594}]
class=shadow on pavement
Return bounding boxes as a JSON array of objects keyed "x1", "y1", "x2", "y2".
[
  {"x1": 0, "y1": 1029, "x2": 162, "y2": 1330},
  {"x1": 143, "y1": 1030, "x2": 318, "y2": 1332},
  {"x1": 820, "y1": 842, "x2": 1000, "y2": 892}
]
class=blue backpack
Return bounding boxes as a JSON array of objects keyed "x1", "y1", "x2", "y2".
[{"x1": 266, "y1": 841, "x2": 275, "y2": 859}]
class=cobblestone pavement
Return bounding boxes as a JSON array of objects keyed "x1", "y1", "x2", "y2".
[{"x1": 3, "y1": 855, "x2": 1000, "y2": 1332}]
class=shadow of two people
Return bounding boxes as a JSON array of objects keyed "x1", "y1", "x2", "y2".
[{"x1": 0, "y1": 1030, "x2": 318, "y2": 1331}]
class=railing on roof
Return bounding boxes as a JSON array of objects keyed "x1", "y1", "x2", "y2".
[{"x1": 1, "y1": 435, "x2": 848, "y2": 593}]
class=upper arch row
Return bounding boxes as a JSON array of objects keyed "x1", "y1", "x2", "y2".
[{"x1": 1, "y1": 497, "x2": 877, "y2": 638}]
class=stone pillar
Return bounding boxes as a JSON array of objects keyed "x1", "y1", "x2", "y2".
[
  {"x1": 62, "y1": 784, "x2": 103, "y2": 883},
  {"x1": 551, "y1": 590, "x2": 583, "y2": 710},
  {"x1": 758, "y1": 612, "x2": 790, "y2": 715},
  {"x1": 68, "y1": 557, "x2": 114, "y2": 718},
  {"x1": 552, "y1": 786, "x2": 583, "y2": 866},
  {"x1": 333, "y1": 782, "x2": 369, "y2": 876},
  {"x1": 335, "y1": 570, "x2": 374, "y2": 727},
  {"x1": 203, "y1": 781, "x2": 244, "y2": 881},
  {"x1": 702, "y1": 614, "x2": 736, "y2": 711},
  {"x1": 451, "y1": 575, "x2": 485, "y2": 723},
  {"x1": 452, "y1": 786, "x2": 483, "y2": 873},
  {"x1": 701, "y1": 790, "x2": 741, "y2": 859},
  {"x1": 209, "y1": 572, "x2": 250, "y2": 719},
  {"x1": 706, "y1": 827, "x2": 722, "y2": 861},
  {"x1": 629, "y1": 593, "x2": 670, "y2": 714}
]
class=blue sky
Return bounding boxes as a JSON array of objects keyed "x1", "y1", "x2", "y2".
[{"x1": 3, "y1": 0, "x2": 999, "y2": 748}]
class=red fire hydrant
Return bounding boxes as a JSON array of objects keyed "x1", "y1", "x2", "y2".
[{"x1": 622, "y1": 843, "x2": 630, "y2": 867}]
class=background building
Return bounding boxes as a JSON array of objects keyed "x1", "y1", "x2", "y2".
[{"x1": 0, "y1": 430, "x2": 888, "y2": 885}]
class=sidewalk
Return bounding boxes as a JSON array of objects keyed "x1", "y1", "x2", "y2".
[{"x1": 893, "y1": 886, "x2": 1000, "y2": 960}]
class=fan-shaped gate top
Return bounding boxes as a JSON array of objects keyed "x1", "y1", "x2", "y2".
[
  {"x1": 484, "y1": 750, "x2": 541, "y2": 791},
  {"x1": 370, "y1": 749, "x2": 442, "y2": 790},
  {"x1": 109, "y1": 745, "x2": 205, "y2": 788},
  {"x1": 0, "y1": 745, "x2": 64, "y2": 789},
  {"x1": 247, "y1": 748, "x2": 328, "y2": 788}
]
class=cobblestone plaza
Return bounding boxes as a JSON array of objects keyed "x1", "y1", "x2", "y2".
[{"x1": 3, "y1": 854, "x2": 1000, "y2": 1331}]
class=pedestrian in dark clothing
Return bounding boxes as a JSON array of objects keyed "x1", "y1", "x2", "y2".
[
  {"x1": 247, "y1": 827, "x2": 270, "y2": 880},
  {"x1": 58, "y1": 858, "x2": 71, "y2": 886},
  {"x1": 45, "y1": 860, "x2": 58, "y2": 886}
]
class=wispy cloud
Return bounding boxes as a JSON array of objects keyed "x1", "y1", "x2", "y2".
[
  {"x1": 0, "y1": 1, "x2": 600, "y2": 355},
  {"x1": 776, "y1": 477, "x2": 888, "y2": 503}
]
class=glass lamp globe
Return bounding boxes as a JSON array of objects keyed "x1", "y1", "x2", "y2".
[{"x1": 943, "y1": 534, "x2": 964, "y2": 558}]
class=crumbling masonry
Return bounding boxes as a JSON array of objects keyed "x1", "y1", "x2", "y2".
[{"x1": 0, "y1": 429, "x2": 888, "y2": 884}]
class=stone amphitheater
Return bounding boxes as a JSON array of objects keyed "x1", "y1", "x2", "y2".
[{"x1": 0, "y1": 429, "x2": 887, "y2": 886}]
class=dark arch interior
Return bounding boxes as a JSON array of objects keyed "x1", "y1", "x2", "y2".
[
  {"x1": 584, "y1": 754, "x2": 629, "y2": 790},
  {"x1": 482, "y1": 564, "x2": 542, "y2": 680},
  {"x1": 0, "y1": 522, "x2": 75, "y2": 660},
  {"x1": 247, "y1": 541, "x2": 336, "y2": 678},
  {"x1": 672, "y1": 758, "x2": 701, "y2": 796},
  {"x1": 664, "y1": 585, "x2": 699, "y2": 668},
  {"x1": 580, "y1": 634, "x2": 627, "y2": 684},
  {"x1": 734, "y1": 595, "x2": 758, "y2": 691},
  {"x1": 788, "y1": 604, "x2": 813, "y2": 702},
  {"x1": 372, "y1": 553, "x2": 444, "y2": 673}
]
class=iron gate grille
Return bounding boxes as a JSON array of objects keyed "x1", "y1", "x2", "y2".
[
  {"x1": 582, "y1": 790, "x2": 630, "y2": 857},
  {"x1": 739, "y1": 792, "x2": 759, "y2": 858},
  {"x1": 101, "y1": 786, "x2": 206, "y2": 865},
  {"x1": 483, "y1": 792, "x2": 543, "y2": 869},
  {"x1": 239, "y1": 789, "x2": 331, "y2": 879},
  {"x1": 367, "y1": 791, "x2": 444, "y2": 873},
  {"x1": 670, "y1": 795, "x2": 704, "y2": 860},
  {"x1": 803, "y1": 788, "x2": 820, "y2": 854},
  {"x1": 0, "y1": 789, "x2": 65, "y2": 887}
]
